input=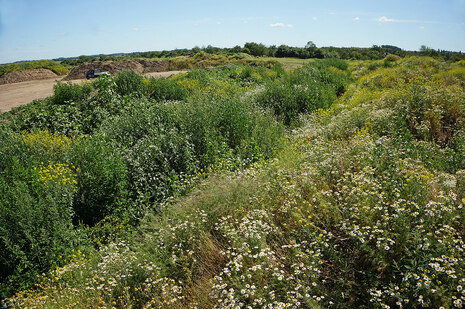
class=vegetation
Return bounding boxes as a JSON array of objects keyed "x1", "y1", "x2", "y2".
[
  {"x1": 52, "y1": 42, "x2": 465, "y2": 66},
  {"x1": 1, "y1": 56, "x2": 465, "y2": 308},
  {"x1": 0, "y1": 60, "x2": 71, "y2": 77}
]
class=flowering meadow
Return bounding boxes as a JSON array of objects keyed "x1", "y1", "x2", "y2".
[{"x1": 1, "y1": 55, "x2": 465, "y2": 308}]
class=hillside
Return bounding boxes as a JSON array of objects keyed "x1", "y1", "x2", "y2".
[{"x1": 1, "y1": 56, "x2": 465, "y2": 308}]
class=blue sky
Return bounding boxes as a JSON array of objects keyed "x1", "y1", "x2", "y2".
[{"x1": 0, "y1": 0, "x2": 464, "y2": 63}]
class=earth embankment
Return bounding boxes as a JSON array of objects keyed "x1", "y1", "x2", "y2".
[
  {"x1": 0, "y1": 69, "x2": 58, "y2": 85},
  {"x1": 64, "y1": 60, "x2": 170, "y2": 80}
]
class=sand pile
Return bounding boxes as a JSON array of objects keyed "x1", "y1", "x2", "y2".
[{"x1": 0, "y1": 69, "x2": 58, "y2": 85}]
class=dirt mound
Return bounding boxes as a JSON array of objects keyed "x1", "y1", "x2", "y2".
[
  {"x1": 64, "y1": 60, "x2": 169, "y2": 80},
  {"x1": 137, "y1": 60, "x2": 170, "y2": 72},
  {"x1": 0, "y1": 69, "x2": 58, "y2": 85}
]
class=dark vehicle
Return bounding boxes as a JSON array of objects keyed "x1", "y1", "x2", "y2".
[{"x1": 86, "y1": 68, "x2": 110, "y2": 79}]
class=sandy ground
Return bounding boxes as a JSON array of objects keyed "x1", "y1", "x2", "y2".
[{"x1": 0, "y1": 70, "x2": 186, "y2": 113}]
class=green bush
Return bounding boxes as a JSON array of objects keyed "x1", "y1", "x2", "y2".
[
  {"x1": 98, "y1": 101, "x2": 197, "y2": 204},
  {"x1": 71, "y1": 136, "x2": 129, "y2": 225},
  {"x1": 318, "y1": 57, "x2": 349, "y2": 71},
  {"x1": 52, "y1": 82, "x2": 93, "y2": 105},
  {"x1": 0, "y1": 129, "x2": 80, "y2": 296},
  {"x1": 256, "y1": 75, "x2": 336, "y2": 125},
  {"x1": 0, "y1": 178, "x2": 78, "y2": 295},
  {"x1": 146, "y1": 77, "x2": 188, "y2": 101},
  {"x1": 113, "y1": 71, "x2": 145, "y2": 96},
  {"x1": 384, "y1": 54, "x2": 402, "y2": 62},
  {"x1": 254, "y1": 60, "x2": 350, "y2": 125},
  {"x1": 125, "y1": 128, "x2": 197, "y2": 203}
]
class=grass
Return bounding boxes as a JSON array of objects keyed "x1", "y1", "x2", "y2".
[{"x1": 259, "y1": 56, "x2": 314, "y2": 69}]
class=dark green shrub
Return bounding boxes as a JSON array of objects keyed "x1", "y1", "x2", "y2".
[
  {"x1": 243, "y1": 109, "x2": 285, "y2": 162},
  {"x1": 98, "y1": 99, "x2": 174, "y2": 146},
  {"x1": 319, "y1": 58, "x2": 349, "y2": 71},
  {"x1": 218, "y1": 98, "x2": 254, "y2": 149},
  {"x1": 174, "y1": 97, "x2": 228, "y2": 167},
  {"x1": 254, "y1": 61, "x2": 350, "y2": 125},
  {"x1": 71, "y1": 136, "x2": 129, "y2": 225},
  {"x1": 113, "y1": 71, "x2": 145, "y2": 96},
  {"x1": 255, "y1": 77, "x2": 334, "y2": 125},
  {"x1": 146, "y1": 77, "x2": 188, "y2": 101},
  {"x1": 0, "y1": 178, "x2": 78, "y2": 295},
  {"x1": 52, "y1": 82, "x2": 93, "y2": 105},
  {"x1": 296, "y1": 62, "x2": 350, "y2": 94}
]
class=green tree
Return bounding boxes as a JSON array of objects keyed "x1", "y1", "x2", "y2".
[{"x1": 244, "y1": 42, "x2": 268, "y2": 57}]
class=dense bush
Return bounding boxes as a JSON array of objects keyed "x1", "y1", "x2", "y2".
[
  {"x1": 255, "y1": 60, "x2": 350, "y2": 125},
  {"x1": 71, "y1": 136, "x2": 130, "y2": 225},
  {"x1": 145, "y1": 77, "x2": 188, "y2": 101},
  {"x1": 51, "y1": 81, "x2": 93, "y2": 105},
  {"x1": 0, "y1": 129, "x2": 81, "y2": 295},
  {"x1": 113, "y1": 71, "x2": 145, "y2": 97}
]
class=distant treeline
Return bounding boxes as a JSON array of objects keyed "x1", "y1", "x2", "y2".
[{"x1": 59, "y1": 42, "x2": 465, "y2": 66}]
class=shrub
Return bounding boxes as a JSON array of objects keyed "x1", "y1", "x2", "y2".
[
  {"x1": 319, "y1": 57, "x2": 349, "y2": 71},
  {"x1": 255, "y1": 63, "x2": 344, "y2": 125},
  {"x1": 113, "y1": 71, "x2": 145, "y2": 96},
  {"x1": 98, "y1": 100, "x2": 198, "y2": 204},
  {"x1": 51, "y1": 82, "x2": 93, "y2": 105},
  {"x1": 71, "y1": 136, "x2": 129, "y2": 225},
  {"x1": 0, "y1": 179, "x2": 79, "y2": 295},
  {"x1": 146, "y1": 77, "x2": 188, "y2": 101},
  {"x1": 125, "y1": 128, "x2": 197, "y2": 203},
  {"x1": 384, "y1": 54, "x2": 402, "y2": 62},
  {"x1": 0, "y1": 128, "x2": 80, "y2": 296}
]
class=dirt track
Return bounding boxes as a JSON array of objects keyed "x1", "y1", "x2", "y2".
[{"x1": 0, "y1": 71, "x2": 186, "y2": 113}]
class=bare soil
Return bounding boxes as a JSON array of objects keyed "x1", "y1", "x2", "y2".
[
  {"x1": 0, "y1": 71, "x2": 186, "y2": 113},
  {"x1": 64, "y1": 60, "x2": 170, "y2": 80},
  {"x1": 0, "y1": 69, "x2": 58, "y2": 85}
]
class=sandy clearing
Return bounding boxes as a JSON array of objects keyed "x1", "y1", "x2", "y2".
[{"x1": 0, "y1": 71, "x2": 187, "y2": 113}]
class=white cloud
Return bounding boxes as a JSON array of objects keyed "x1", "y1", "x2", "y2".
[
  {"x1": 377, "y1": 16, "x2": 396, "y2": 23},
  {"x1": 216, "y1": 21, "x2": 221, "y2": 25},
  {"x1": 312, "y1": 17, "x2": 318, "y2": 21},
  {"x1": 270, "y1": 22, "x2": 293, "y2": 28},
  {"x1": 131, "y1": 27, "x2": 139, "y2": 32},
  {"x1": 353, "y1": 17, "x2": 360, "y2": 21},
  {"x1": 377, "y1": 16, "x2": 439, "y2": 24}
]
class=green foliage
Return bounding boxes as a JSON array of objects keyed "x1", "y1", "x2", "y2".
[
  {"x1": 71, "y1": 136, "x2": 129, "y2": 225},
  {"x1": 384, "y1": 54, "x2": 402, "y2": 62},
  {"x1": 0, "y1": 129, "x2": 81, "y2": 296},
  {"x1": 255, "y1": 60, "x2": 350, "y2": 125},
  {"x1": 51, "y1": 81, "x2": 93, "y2": 105},
  {"x1": 145, "y1": 76, "x2": 188, "y2": 101},
  {"x1": 99, "y1": 100, "x2": 197, "y2": 204},
  {"x1": 113, "y1": 71, "x2": 145, "y2": 97},
  {"x1": 0, "y1": 60, "x2": 70, "y2": 77},
  {"x1": 4, "y1": 56, "x2": 465, "y2": 309}
]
